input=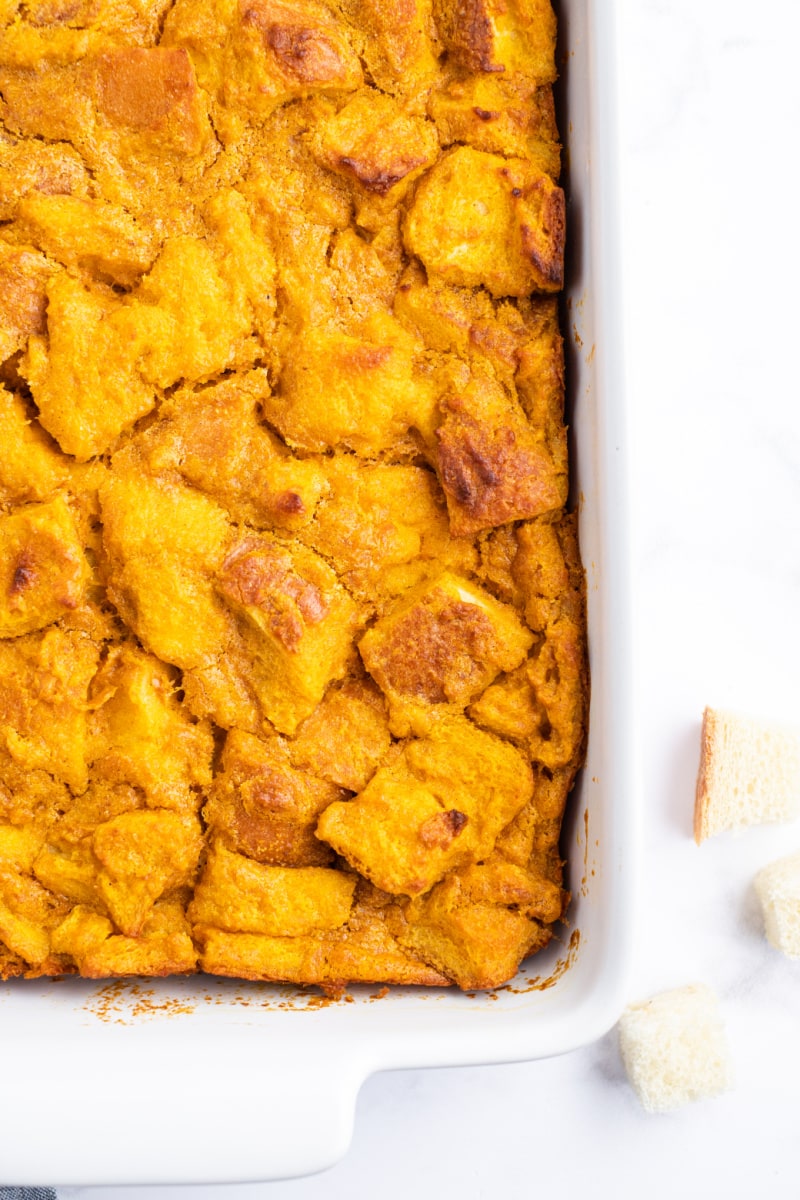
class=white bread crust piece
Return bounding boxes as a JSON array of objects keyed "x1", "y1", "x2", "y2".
[
  {"x1": 618, "y1": 983, "x2": 733, "y2": 1113},
  {"x1": 694, "y1": 707, "x2": 800, "y2": 844},
  {"x1": 755, "y1": 851, "x2": 800, "y2": 960}
]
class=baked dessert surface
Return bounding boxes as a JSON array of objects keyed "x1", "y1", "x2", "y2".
[{"x1": 0, "y1": 0, "x2": 587, "y2": 992}]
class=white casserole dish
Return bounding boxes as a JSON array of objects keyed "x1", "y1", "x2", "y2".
[{"x1": 0, "y1": 0, "x2": 634, "y2": 1184}]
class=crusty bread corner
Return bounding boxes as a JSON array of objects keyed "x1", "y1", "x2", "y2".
[
  {"x1": 694, "y1": 707, "x2": 800, "y2": 844},
  {"x1": 755, "y1": 851, "x2": 800, "y2": 960},
  {"x1": 619, "y1": 984, "x2": 733, "y2": 1113}
]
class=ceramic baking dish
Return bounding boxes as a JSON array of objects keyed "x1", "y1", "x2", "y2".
[{"x1": 0, "y1": 0, "x2": 634, "y2": 1184}]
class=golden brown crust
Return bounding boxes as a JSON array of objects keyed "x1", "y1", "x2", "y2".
[{"x1": 0, "y1": 0, "x2": 585, "y2": 991}]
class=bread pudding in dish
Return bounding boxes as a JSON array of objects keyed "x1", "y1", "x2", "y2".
[{"x1": 0, "y1": 0, "x2": 586, "y2": 992}]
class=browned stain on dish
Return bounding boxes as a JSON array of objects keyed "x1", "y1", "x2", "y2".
[
  {"x1": 579, "y1": 805, "x2": 589, "y2": 896},
  {"x1": 501, "y1": 929, "x2": 581, "y2": 995}
]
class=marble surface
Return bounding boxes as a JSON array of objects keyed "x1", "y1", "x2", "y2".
[{"x1": 58, "y1": 1, "x2": 800, "y2": 1196}]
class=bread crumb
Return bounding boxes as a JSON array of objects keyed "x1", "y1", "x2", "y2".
[{"x1": 619, "y1": 983, "x2": 733, "y2": 1113}]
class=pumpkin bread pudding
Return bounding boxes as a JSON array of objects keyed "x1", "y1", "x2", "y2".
[{"x1": 0, "y1": 0, "x2": 586, "y2": 992}]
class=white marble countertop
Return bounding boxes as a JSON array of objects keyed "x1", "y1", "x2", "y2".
[{"x1": 58, "y1": 1, "x2": 800, "y2": 1196}]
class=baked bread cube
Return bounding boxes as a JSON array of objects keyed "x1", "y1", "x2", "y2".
[
  {"x1": 91, "y1": 809, "x2": 203, "y2": 937},
  {"x1": 433, "y1": 371, "x2": 566, "y2": 536},
  {"x1": 755, "y1": 851, "x2": 800, "y2": 960},
  {"x1": 23, "y1": 274, "x2": 156, "y2": 460},
  {"x1": 619, "y1": 984, "x2": 734, "y2": 1113},
  {"x1": 309, "y1": 90, "x2": 439, "y2": 197},
  {"x1": 204, "y1": 728, "x2": 342, "y2": 866},
  {"x1": 694, "y1": 707, "x2": 800, "y2": 842},
  {"x1": 0, "y1": 627, "x2": 98, "y2": 793},
  {"x1": 13, "y1": 193, "x2": 159, "y2": 286},
  {"x1": 0, "y1": 138, "x2": 89, "y2": 223},
  {"x1": 432, "y1": 0, "x2": 557, "y2": 79},
  {"x1": 0, "y1": 495, "x2": 87, "y2": 638},
  {"x1": 266, "y1": 312, "x2": 435, "y2": 455},
  {"x1": 404, "y1": 146, "x2": 565, "y2": 297},
  {"x1": 316, "y1": 716, "x2": 533, "y2": 896},
  {"x1": 398, "y1": 870, "x2": 552, "y2": 991},
  {"x1": 343, "y1": 0, "x2": 438, "y2": 94},
  {"x1": 217, "y1": 535, "x2": 361, "y2": 735},
  {"x1": 289, "y1": 677, "x2": 391, "y2": 792},
  {"x1": 88, "y1": 644, "x2": 214, "y2": 812},
  {"x1": 429, "y1": 76, "x2": 560, "y2": 176},
  {"x1": 51, "y1": 899, "x2": 198, "y2": 978},
  {"x1": 0, "y1": 242, "x2": 54, "y2": 366},
  {"x1": 359, "y1": 571, "x2": 532, "y2": 735},
  {"x1": 0, "y1": 388, "x2": 70, "y2": 506},
  {"x1": 298, "y1": 457, "x2": 466, "y2": 602},
  {"x1": 189, "y1": 842, "x2": 355, "y2": 936},
  {"x1": 133, "y1": 371, "x2": 327, "y2": 532},
  {"x1": 100, "y1": 470, "x2": 232, "y2": 671},
  {"x1": 163, "y1": 0, "x2": 362, "y2": 130}
]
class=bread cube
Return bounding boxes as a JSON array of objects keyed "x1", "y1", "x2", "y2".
[
  {"x1": 619, "y1": 984, "x2": 734, "y2": 1113},
  {"x1": 0, "y1": 627, "x2": 98, "y2": 791},
  {"x1": 164, "y1": 0, "x2": 362, "y2": 127},
  {"x1": 345, "y1": 0, "x2": 438, "y2": 94},
  {"x1": 0, "y1": 825, "x2": 45, "y2": 875},
  {"x1": 434, "y1": 371, "x2": 566, "y2": 536},
  {"x1": 92, "y1": 809, "x2": 203, "y2": 936},
  {"x1": 132, "y1": 235, "x2": 259, "y2": 389},
  {"x1": 0, "y1": 894, "x2": 52, "y2": 966},
  {"x1": 404, "y1": 146, "x2": 565, "y2": 297},
  {"x1": 52, "y1": 899, "x2": 198, "y2": 977},
  {"x1": 33, "y1": 840, "x2": 102, "y2": 909},
  {"x1": 189, "y1": 842, "x2": 355, "y2": 936},
  {"x1": 204, "y1": 728, "x2": 342, "y2": 866},
  {"x1": 755, "y1": 852, "x2": 800, "y2": 960},
  {"x1": 399, "y1": 872, "x2": 551, "y2": 991},
  {"x1": 218, "y1": 536, "x2": 361, "y2": 735},
  {"x1": 471, "y1": 615, "x2": 586, "y2": 771},
  {"x1": 14, "y1": 194, "x2": 158, "y2": 287},
  {"x1": 0, "y1": 495, "x2": 87, "y2": 638},
  {"x1": 23, "y1": 273, "x2": 156, "y2": 460},
  {"x1": 310, "y1": 90, "x2": 439, "y2": 196},
  {"x1": 0, "y1": 243, "x2": 54, "y2": 364},
  {"x1": 317, "y1": 716, "x2": 533, "y2": 895},
  {"x1": 429, "y1": 77, "x2": 560, "y2": 176},
  {"x1": 0, "y1": 388, "x2": 70, "y2": 507},
  {"x1": 299, "y1": 458, "x2": 463, "y2": 601},
  {"x1": 268, "y1": 312, "x2": 435, "y2": 454},
  {"x1": 694, "y1": 708, "x2": 800, "y2": 842},
  {"x1": 0, "y1": 139, "x2": 89, "y2": 222},
  {"x1": 0, "y1": 861, "x2": 70, "y2": 970},
  {"x1": 432, "y1": 0, "x2": 556, "y2": 80},
  {"x1": 198, "y1": 892, "x2": 450, "y2": 988},
  {"x1": 90, "y1": 46, "x2": 213, "y2": 157},
  {"x1": 290, "y1": 677, "x2": 391, "y2": 792},
  {"x1": 359, "y1": 572, "x2": 532, "y2": 735},
  {"x1": 100, "y1": 471, "x2": 232, "y2": 671},
  {"x1": 89, "y1": 644, "x2": 214, "y2": 812},
  {"x1": 136, "y1": 371, "x2": 327, "y2": 532}
]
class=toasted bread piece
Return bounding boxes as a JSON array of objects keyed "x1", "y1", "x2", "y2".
[
  {"x1": 755, "y1": 851, "x2": 800, "y2": 960},
  {"x1": 619, "y1": 984, "x2": 733, "y2": 1113},
  {"x1": 694, "y1": 708, "x2": 800, "y2": 843}
]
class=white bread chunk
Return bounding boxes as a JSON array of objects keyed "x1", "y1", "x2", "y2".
[
  {"x1": 755, "y1": 851, "x2": 800, "y2": 960},
  {"x1": 694, "y1": 707, "x2": 800, "y2": 843},
  {"x1": 619, "y1": 984, "x2": 733, "y2": 1113}
]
